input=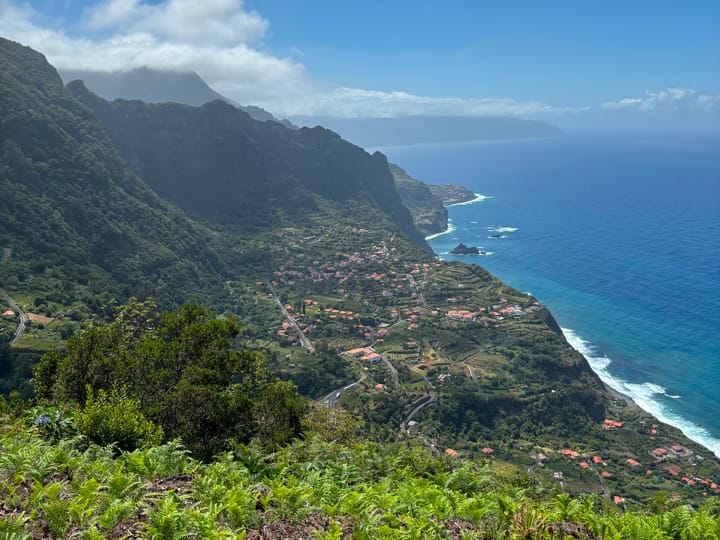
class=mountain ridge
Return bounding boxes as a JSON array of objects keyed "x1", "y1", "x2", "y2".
[
  {"x1": 69, "y1": 82, "x2": 432, "y2": 252},
  {"x1": 59, "y1": 66, "x2": 292, "y2": 126}
]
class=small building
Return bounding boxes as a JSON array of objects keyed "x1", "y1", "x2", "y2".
[
  {"x1": 626, "y1": 458, "x2": 641, "y2": 468},
  {"x1": 481, "y1": 447, "x2": 494, "y2": 455},
  {"x1": 603, "y1": 419, "x2": 623, "y2": 430},
  {"x1": 671, "y1": 444, "x2": 684, "y2": 455},
  {"x1": 1, "y1": 310, "x2": 15, "y2": 317},
  {"x1": 445, "y1": 448, "x2": 459, "y2": 457}
]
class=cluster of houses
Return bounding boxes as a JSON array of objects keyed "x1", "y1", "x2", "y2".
[
  {"x1": 446, "y1": 309, "x2": 479, "y2": 322},
  {"x1": 603, "y1": 418, "x2": 624, "y2": 430},
  {"x1": 650, "y1": 445, "x2": 687, "y2": 460},
  {"x1": 445, "y1": 302, "x2": 537, "y2": 323},
  {"x1": 266, "y1": 243, "x2": 434, "y2": 301},
  {"x1": 554, "y1": 428, "x2": 720, "y2": 498},
  {"x1": 264, "y1": 238, "x2": 547, "y2": 353},
  {"x1": 444, "y1": 446, "x2": 494, "y2": 458},
  {"x1": 489, "y1": 304, "x2": 528, "y2": 319},
  {"x1": 344, "y1": 347, "x2": 382, "y2": 364}
]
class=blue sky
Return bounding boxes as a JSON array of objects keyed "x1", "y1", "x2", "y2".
[
  {"x1": 250, "y1": 0, "x2": 720, "y2": 105},
  {"x1": 2, "y1": 0, "x2": 719, "y2": 129}
]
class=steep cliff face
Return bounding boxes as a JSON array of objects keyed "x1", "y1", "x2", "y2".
[
  {"x1": 70, "y1": 86, "x2": 431, "y2": 252},
  {"x1": 0, "y1": 38, "x2": 230, "y2": 309},
  {"x1": 390, "y1": 163, "x2": 448, "y2": 237}
]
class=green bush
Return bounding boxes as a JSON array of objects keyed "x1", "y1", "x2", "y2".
[{"x1": 76, "y1": 387, "x2": 162, "y2": 452}]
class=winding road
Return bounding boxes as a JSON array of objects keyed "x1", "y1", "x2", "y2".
[
  {"x1": 379, "y1": 355, "x2": 399, "y2": 387},
  {"x1": 319, "y1": 375, "x2": 367, "y2": 409},
  {"x1": 0, "y1": 288, "x2": 28, "y2": 345},
  {"x1": 400, "y1": 394, "x2": 435, "y2": 432},
  {"x1": 266, "y1": 281, "x2": 315, "y2": 353}
]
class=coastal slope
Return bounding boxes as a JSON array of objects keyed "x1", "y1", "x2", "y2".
[
  {"x1": 2, "y1": 38, "x2": 719, "y2": 507},
  {"x1": 390, "y1": 163, "x2": 448, "y2": 237}
]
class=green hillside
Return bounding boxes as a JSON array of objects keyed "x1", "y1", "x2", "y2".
[
  {"x1": 0, "y1": 38, "x2": 231, "y2": 315},
  {"x1": 2, "y1": 36, "x2": 720, "y2": 531}
]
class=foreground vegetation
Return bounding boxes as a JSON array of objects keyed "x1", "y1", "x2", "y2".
[
  {"x1": 1, "y1": 408, "x2": 719, "y2": 539},
  {"x1": 0, "y1": 301, "x2": 718, "y2": 538}
]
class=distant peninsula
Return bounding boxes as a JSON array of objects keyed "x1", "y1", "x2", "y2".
[
  {"x1": 292, "y1": 115, "x2": 561, "y2": 147},
  {"x1": 391, "y1": 164, "x2": 478, "y2": 238},
  {"x1": 427, "y1": 183, "x2": 477, "y2": 206}
]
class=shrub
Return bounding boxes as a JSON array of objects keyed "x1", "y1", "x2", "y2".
[{"x1": 76, "y1": 387, "x2": 162, "y2": 452}]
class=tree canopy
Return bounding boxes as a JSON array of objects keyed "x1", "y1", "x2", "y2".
[{"x1": 35, "y1": 300, "x2": 305, "y2": 459}]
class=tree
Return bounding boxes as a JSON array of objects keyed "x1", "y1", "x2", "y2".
[{"x1": 34, "y1": 299, "x2": 306, "y2": 459}]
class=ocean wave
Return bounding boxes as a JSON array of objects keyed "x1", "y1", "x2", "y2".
[
  {"x1": 488, "y1": 226, "x2": 519, "y2": 233},
  {"x1": 425, "y1": 219, "x2": 456, "y2": 240},
  {"x1": 447, "y1": 193, "x2": 492, "y2": 207},
  {"x1": 562, "y1": 327, "x2": 720, "y2": 458}
]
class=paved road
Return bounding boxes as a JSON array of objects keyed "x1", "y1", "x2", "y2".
[
  {"x1": 379, "y1": 355, "x2": 399, "y2": 387},
  {"x1": 0, "y1": 288, "x2": 28, "y2": 345},
  {"x1": 591, "y1": 465, "x2": 611, "y2": 498},
  {"x1": 266, "y1": 281, "x2": 315, "y2": 353},
  {"x1": 320, "y1": 375, "x2": 367, "y2": 408},
  {"x1": 400, "y1": 394, "x2": 435, "y2": 432}
]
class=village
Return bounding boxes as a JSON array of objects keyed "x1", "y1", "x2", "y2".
[{"x1": 245, "y1": 232, "x2": 720, "y2": 505}]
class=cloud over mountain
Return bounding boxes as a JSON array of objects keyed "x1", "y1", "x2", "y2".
[{"x1": 0, "y1": 0, "x2": 717, "y2": 129}]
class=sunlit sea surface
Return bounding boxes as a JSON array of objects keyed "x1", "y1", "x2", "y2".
[{"x1": 379, "y1": 134, "x2": 720, "y2": 457}]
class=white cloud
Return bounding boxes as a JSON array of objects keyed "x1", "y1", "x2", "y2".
[
  {"x1": 1, "y1": 1, "x2": 716, "y2": 123},
  {"x1": 83, "y1": 0, "x2": 142, "y2": 29},
  {"x1": 0, "y1": 0, "x2": 588, "y2": 118},
  {"x1": 83, "y1": 0, "x2": 268, "y2": 45},
  {"x1": 601, "y1": 88, "x2": 720, "y2": 111},
  {"x1": 0, "y1": 0, "x2": 307, "y2": 110},
  {"x1": 281, "y1": 87, "x2": 588, "y2": 118}
]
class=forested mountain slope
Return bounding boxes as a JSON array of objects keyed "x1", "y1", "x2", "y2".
[
  {"x1": 70, "y1": 83, "x2": 431, "y2": 252},
  {"x1": 0, "y1": 38, "x2": 230, "y2": 312}
]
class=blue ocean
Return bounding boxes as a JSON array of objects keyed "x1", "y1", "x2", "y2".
[{"x1": 380, "y1": 134, "x2": 720, "y2": 457}]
